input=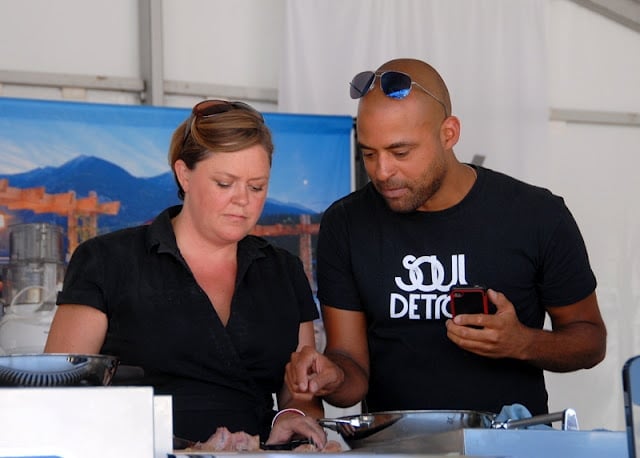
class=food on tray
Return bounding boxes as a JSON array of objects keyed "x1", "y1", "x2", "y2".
[
  {"x1": 187, "y1": 427, "x2": 259, "y2": 452},
  {"x1": 185, "y1": 426, "x2": 343, "y2": 452},
  {"x1": 310, "y1": 440, "x2": 343, "y2": 453}
]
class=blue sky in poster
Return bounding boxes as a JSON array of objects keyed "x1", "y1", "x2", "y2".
[{"x1": 0, "y1": 97, "x2": 352, "y2": 214}]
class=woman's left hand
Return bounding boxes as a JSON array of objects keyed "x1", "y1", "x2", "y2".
[{"x1": 267, "y1": 411, "x2": 327, "y2": 449}]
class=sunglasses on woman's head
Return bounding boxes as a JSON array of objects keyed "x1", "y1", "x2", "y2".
[
  {"x1": 182, "y1": 99, "x2": 264, "y2": 145},
  {"x1": 349, "y1": 70, "x2": 449, "y2": 117}
]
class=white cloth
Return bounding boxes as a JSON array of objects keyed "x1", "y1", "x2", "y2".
[{"x1": 279, "y1": 0, "x2": 549, "y2": 183}]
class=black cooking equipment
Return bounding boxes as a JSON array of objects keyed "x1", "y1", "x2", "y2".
[{"x1": 0, "y1": 353, "x2": 119, "y2": 386}]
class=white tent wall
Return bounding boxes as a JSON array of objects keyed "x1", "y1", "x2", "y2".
[
  {"x1": 279, "y1": 0, "x2": 550, "y2": 183},
  {"x1": 0, "y1": 0, "x2": 284, "y2": 110},
  {"x1": 544, "y1": 0, "x2": 640, "y2": 432},
  {"x1": 0, "y1": 0, "x2": 639, "y2": 432},
  {"x1": 0, "y1": 0, "x2": 142, "y2": 105}
]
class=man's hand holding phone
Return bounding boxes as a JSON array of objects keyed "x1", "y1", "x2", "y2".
[{"x1": 446, "y1": 288, "x2": 531, "y2": 360}]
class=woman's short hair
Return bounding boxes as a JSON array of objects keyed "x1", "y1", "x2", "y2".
[{"x1": 168, "y1": 101, "x2": 273, "y2": 200}]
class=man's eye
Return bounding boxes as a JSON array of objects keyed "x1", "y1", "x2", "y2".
[
  {"x1": 249, "y1": 185, "x2": 265, "y2": 192},
  {"x1": 217, "y1": 182, "x2": 231, "y2": 188},
  {"x1": 393, "y1": 151, "x2": 409, "y2": 158}
]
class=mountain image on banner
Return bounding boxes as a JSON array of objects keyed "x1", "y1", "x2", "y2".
[{"x1": 0, "y1": 155, "x2": 318, "y2": 235}]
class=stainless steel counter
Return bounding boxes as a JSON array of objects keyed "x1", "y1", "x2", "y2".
[
  {"x1": 170, "y1": 428, "x2": 628, "y2": 458},
  {"x1": 348, "y1": 428, "x2": 627, "y2": 457}
]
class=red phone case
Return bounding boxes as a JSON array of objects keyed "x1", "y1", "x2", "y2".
[{"x1": 450, "y1": 286, "x2": 489, "y2": 316}]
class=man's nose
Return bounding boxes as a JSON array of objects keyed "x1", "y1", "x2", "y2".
[{"x1": 372, "y1": 154, "x2": 396, "y2": 181}]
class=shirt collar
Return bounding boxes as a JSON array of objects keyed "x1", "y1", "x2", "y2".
[
  {"x1": 146, "y1": 205, "x2": 269, "y2": 265},
  {"x1": 146, "y1": 205, "x2": 181, "y2": 255}
]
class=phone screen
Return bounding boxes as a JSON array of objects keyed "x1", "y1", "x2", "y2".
[
  {"x1": 450, "y1": 287, "x2": 488, "y2": 316},
  {"x1": 623, "y1": 355, "x2": 640, "y2": 457}
]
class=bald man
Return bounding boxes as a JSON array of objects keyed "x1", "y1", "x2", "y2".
[{"x1": 285, "y1": 58, "x2": 606, "y2": 416}]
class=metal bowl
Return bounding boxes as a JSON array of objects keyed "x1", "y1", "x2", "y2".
[
  {"x1": 0, "y1": 353, "x2": 119, "y2": 387},
  {"x1": 332, "y1": 409, "x2": 578, "y2": 452},
  {"x1": 333, "y1": 410, "x2": 494, "y2": 450}
]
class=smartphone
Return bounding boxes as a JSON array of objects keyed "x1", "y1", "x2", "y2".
[
  {"x1": 449, "y1": 286, "x2": 490, "y2": 317},
  {"x1": 623, "y1": 355, "x2": 640, "y2": 458}
]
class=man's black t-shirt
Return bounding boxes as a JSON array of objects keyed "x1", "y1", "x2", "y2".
[{"x1": 317, "y1": 166, "x2": 596, "y2": 415}]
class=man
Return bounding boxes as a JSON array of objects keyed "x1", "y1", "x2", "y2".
[{"x1": 285, "y1": 58, "x2": 606, "y2": 416}]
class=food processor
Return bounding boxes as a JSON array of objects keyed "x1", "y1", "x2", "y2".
[{"x1": 0, "y1": 223, "x2": 64, "y2": 354}]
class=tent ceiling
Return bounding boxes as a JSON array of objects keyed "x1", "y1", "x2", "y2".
[{"x1": 570, "y1": 0, "x2": 640, "y2": 33}]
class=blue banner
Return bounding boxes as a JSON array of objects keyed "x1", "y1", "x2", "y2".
[{"x1": 0, "y1": 97, "x2": 353, "y2": 280}]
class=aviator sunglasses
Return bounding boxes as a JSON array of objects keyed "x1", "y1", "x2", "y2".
[
  {"x1": 349, "y1": 70, "x2": 449, "y2": 117},
  {"x1": 182, "y1": 99, "x2": 264, "y2": 146}
]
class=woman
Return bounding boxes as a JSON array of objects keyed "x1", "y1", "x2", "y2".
[{"x1": 45, "y1": 100, "x2": 326, "y2": 447}]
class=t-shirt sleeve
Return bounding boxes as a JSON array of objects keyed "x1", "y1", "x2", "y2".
[
  {"x1": 538, "y1": 197, "x2": 597, "y2": 307},
  {"x1": 56, "y1": 238, "x2": 108, "y2": 313},
  {"x1": 316, "y1": 201, "x2": 363, "y2": 311}
]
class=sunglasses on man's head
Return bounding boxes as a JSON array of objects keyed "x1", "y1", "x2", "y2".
[
  {"x1": 182, "y1": 99, "x2": 264, "y2": 145},
  {"x1": 349, "y1": 70, "x2": 449, "y2": 117}
]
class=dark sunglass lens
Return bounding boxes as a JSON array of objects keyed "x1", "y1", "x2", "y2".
[
  {"x1": 350, "y1": 71, "x2": 376, "y2": 99},
  {"x1": 231, "y1": 101, "x2": 253, "y2": 111},
  {"x1": 197, "y1": 101, "x2": 233, "y2": 117},
  {"x1": 380, "y1": 72, "x2": 412, "y2": 99},
  {"x1": 183, "y1": 100, "x2": 228, "y2": 145},
  {"x1": 231, "y1": 102, "x2": 264, "y2": 121}
]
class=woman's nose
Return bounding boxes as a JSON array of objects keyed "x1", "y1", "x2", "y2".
[{"x1": 232, "y1": 184, "x2": 249, "y2": 205}]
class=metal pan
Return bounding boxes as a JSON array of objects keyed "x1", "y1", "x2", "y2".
[
  {"x1": 0, "y1": 353, "x2": 119, "y2": 387},
  {"x1": 323, "y1": 409, "x2": 578, "y2": 450}
]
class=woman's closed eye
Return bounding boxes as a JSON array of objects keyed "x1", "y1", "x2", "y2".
[{"x1": 216, "y1": 181, "x2": 266, "y2": 192}]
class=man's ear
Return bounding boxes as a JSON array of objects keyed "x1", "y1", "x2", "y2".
[{"x1": 440, "y1": 115, "x2": 461, "y2": 149}]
